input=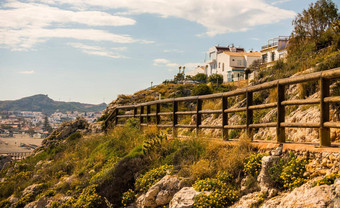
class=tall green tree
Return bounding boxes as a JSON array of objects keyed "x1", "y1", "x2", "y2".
[
  {"x1": 292, "y1": 0, "x2": 338, "y2": 41},
  {"x1": 43, "y1": 115, "x2": 53, "y2": 133}
]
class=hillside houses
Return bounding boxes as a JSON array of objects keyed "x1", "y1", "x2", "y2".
[
  {"x1": 260, "y1": 36, "x2": 289, "y2": 67},
  {"x1": 187, "y1": 36, "x2": 289, "y2": 83}
]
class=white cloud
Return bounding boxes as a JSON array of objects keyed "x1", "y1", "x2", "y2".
[
  {"x1": 68, "y1": 42, "x2": 127, "y2": 58},
  {"x1": 271, "y1": 0, "x2": 291, "y2": 5},
  {"x1": 19, "y1": 70, "x2": 35, "y2": 74},
  {"x1": 36, "y1": 0, "x2": 296, "y2": 36},
  {"x1": 0, "y1": 1, "x2": 152, "y2": 50},
  {"x1": 0, "y1": 28, "x2": 138, "y2": 51},
  {"x1": 153, "y1": 59, "x2": 178, "y2": 68},
  {"x1": 153, "y1": 59, "x2": 201, "y2": 72}
]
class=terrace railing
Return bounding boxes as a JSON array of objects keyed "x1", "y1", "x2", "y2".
[{"x1": 104, "y1": 67, "x2": 340, "y2": 147}]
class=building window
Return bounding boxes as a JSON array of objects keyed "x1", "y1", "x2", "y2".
[
  {"x1": 271, "y1": 52, "x2": 275, "y2": 62},
  {"x1": 222, "y1": 63, "x2": 224, "y2": 72},
  {"x1": 232, "y1": 59, "x2": 235, "y2": 61},
  {"x1": 219, "y1": 62, "x2": 220, "y2": 68}
]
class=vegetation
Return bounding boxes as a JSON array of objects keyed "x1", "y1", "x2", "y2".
[
  {"x1": 244, "y1": 153, "x2": 266, "y2": 177},
  {"x1": 208, "y1": 74, "x2": 223, "y2": 84},
  {"x1": 192, "y1": 73, "x2": 207, "y2": 83},
  {"x1": 268, "y1": 153, "x2": 308, "y2": 190}
]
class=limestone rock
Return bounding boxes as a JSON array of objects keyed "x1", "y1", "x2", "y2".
[
  {"x1": 261, "y1": 178, "x2": 340, "y2": 208},
  {"x1": 24, "y1": 196, "x2": 48, "y2": 208},
  {"x1": 137, "y1": 175, "x2": 183, "y2": 208},
  {"x1": 229, "y1": 192, "x2": 262, "y2": 208},
  {"x1": 257, "y1": 156, "x2": 280, "y2": 194},
  {"x1": 22, "y1": 184, "x2": 43, "y2": 197},
  {"x1": 169, "y1": 187, "x2": 201, "y2": 208}
]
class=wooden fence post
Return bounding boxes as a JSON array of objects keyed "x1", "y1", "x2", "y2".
[
  {"x1": 320, "y1": 77, "x2": 330, "y2": 146},
  {"x1": 115, "y1": 108, "x2": 119, "y2": 125},
  {"x1": 140, "y1": 106, "x2": 144, "y2": 125},
  {"x1": 156, "y1": 103, "x2": 160, "y2": 126},
  {"x1": 173, "y1": 101, "x2": 178, "y2": 138},
  {"x1": 133, "y1": 107, "x2": 137, "y2": 118},
  {"x1": 146, "y1": 105, "x2": 151, "y2": 124},
  {"x1": 222, "y1": 96, "x2": 228, "y2": 140},
  {"x1": 196, "y1": 99, "x2": 202, "y2": 136},
  {"x1": 277, "y1": 84, "x2": 285, "y2": 143},
  {"x1": 246, "y1": 91, "x2": 253, "y2": 139}
]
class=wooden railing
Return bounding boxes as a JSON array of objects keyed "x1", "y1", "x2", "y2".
[{"x1": 104, "y1": 67, "x2": 340, "y2": 147}]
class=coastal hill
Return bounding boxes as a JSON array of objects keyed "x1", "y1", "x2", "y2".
[{"x1": 0, "y1": 94, "x2": 106, "y2": 115}]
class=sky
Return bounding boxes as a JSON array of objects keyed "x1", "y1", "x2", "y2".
[{"x1": 0, "y1": 0, "x2": 335, "y2": 104}]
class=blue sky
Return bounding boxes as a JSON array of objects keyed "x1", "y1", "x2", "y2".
[{"x1": 0, "y1": 0, "x2": 332, "y2": 104}]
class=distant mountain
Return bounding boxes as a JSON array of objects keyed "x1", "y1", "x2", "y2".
[{"x1": 0, "y1": 94, "x2": 106, "y2": 115}]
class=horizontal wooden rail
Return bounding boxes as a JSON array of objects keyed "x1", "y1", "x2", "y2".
[
  {"x1": 104, "y1": 67, "x2": 340, "y2": 147},
  {"x1": 324, "y1": 96, "x2": 340, "y2": 103},
  {"x1": 224, "y1": 107, "x2": 247, "y2": 113},
  {"x1": 281, "y1": 122, "x2": 320, "y2": 128},
  {"x1": 281, "y1": 99, "x2": 319, "y2": 106},
  {"x1": 249, "y1": 102, "x2": 277, "y2": 110}
]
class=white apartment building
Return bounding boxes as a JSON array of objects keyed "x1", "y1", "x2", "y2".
[
  {"x1": 215, "y1": 51, "x2": 261, "y2": 82},
  {"x1": 260, "y1": 36, "x2": 289, "y2": 67}
]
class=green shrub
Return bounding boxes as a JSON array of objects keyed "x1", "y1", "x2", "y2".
[
  {"x1": 280, "y1": 154, "x2": 307, "y2": 190},
  {"x1": 121, "y1": 189, "x2": 136, "y2": 207},
  {"x1": 229, "y1": 129, "x2": 241, "y2": 139},
  {"x1": 216, "y1": 171, "x2": 232, "y2": 183},
  {"x1": 244, "y1": 153, "x2": 266, "y2": 177},
  {"x1": 15, "y1": 193, "x2": 35, "y2": 208},
  {"x1": 71, "y1": 185, "x2": 101, "y2": 208},
  {"x1": 135, "y1": 165, "x2": 173, "y2": 193},
  {"x1": 314, "y1": 174, "x2": 338, "y2": 186},
  {"x1": 192, "y1": 84, "x2": 212, "y2": 96},
  {"x1": 268, "y1": 159, "x2": 286, "y2": 189},
  {"x1": 0, "y1": 200, "x2": 11, "y2": 208},
  {"x1": 125, "y1": 118, "x2": 140, "y2": 129},
  {"x1": 194, "y1": 188, "x2": 238, "y2": 208},
  {"x1": 208, "y1": 74, "x2": 223, "y2": 84},
  {"x1": 192, "y1": 73, "x2": 207, "y2": 83},
  {"x1": 193, "y1": 178, "x2": 226, "y2": 191},
  {"x1": 317, "y1": 53, "x2": 340, "y2": 71}
]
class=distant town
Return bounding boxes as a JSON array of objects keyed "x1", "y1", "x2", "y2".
[{"x1": 0, "y1": 110, "x2": 102, "y2": 138}]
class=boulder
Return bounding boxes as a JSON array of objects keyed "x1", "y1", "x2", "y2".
[
  {"x1": 0, "y1": 156, "x2": 12, "y2": 171},
  {"x1": 261, "y1": 178, "x2": 340, "y2": 208},
  {"x1": 257, "y1": 156, "x2": 280, "y2": 197},
  {"x1": 137, "y1": 175, "x2": 183, "y2": 208},
  {"x1": 22, "y1": 184, "x2": 43, "y2": 197},
  {"x1": 24, "y1": 196, "x2": 48, "y2": 208},
  {"x1": 169, "y1": 187, "x2": 201, "y2": 208}
]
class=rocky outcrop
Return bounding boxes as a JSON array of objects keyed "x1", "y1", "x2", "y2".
[
  {"x1": 261, "y1": 178, "x2": 340, "y2": 208},
  {"x1": 257, "y1": 156, "x2": 280, "y2": 197},
  {"x1": 169, "y1": 187, "x2": 201, "y2": 208},
  {"x1": 136, "y1": 175, "x2": 183, "y2": 208},
  {"x1": 39, "y1": 117, "x2": 89, "y2": 149},
  {"x1": 0, "y1": 155, "x2": 12, "y2": 171}
]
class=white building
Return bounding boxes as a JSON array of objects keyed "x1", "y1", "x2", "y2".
[
  {"x1": 186, "y1": 66, "x2": 206, "y2": 77},
  {"x1": 215, "y1": 51, "x2": 261, "y2": 82},
  {"x1": 260, "y1": 36, "x2": 289, "y2": 67},
  {"x1": 205, "y1": 45, "x2": 245, "y2": 76}
]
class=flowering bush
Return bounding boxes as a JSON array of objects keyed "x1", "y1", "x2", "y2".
[
  {"x1": 314, "y1": 174, "x2": 338, "y2": 186},
  {"x1": 193, "y1": 188, "x2": 238, "y2": 208},
  {"x1": 193, "y1": 178, "x2": 225, "y2": 192},
  {"x1": 134, "y1": 165, "x2": 173, "y2": 193},
  {"x1": 280, "y1": 154, "x2": 307, "y2": 190},
  {"x1": 193, "y1": 176, "x2": 238, "y2": 207},
  {"x1": 121, "y1": 189, "x2": 136, "y2": 207},
  {"x1": 244, "y1": 153, "x2": 266, "y2": 176},
  {"x1": 216, "y1": 171, "x2": 232, "y2": 183}
]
